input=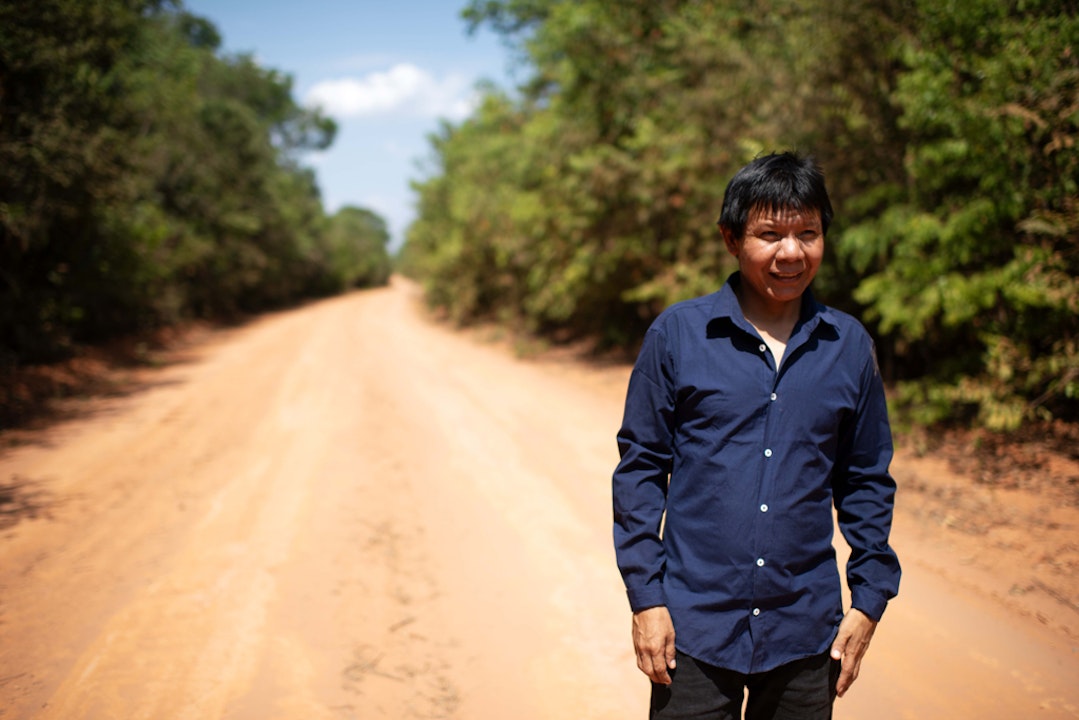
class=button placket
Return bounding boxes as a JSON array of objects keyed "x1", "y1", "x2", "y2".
[{"x1": 752, "y1": 346, "x2": 777, "y2": 629}]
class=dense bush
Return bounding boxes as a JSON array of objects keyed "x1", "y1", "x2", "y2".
[
  {"x1": 402, "y1": 0, "x2": 1078, "y2": 430},
  {"x1": 0, "y1": 0, "x2": 391, "y2": 365}
]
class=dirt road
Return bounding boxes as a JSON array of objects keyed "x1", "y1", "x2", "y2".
[{"x1": 1, "y1": 279, "x2": 1076, "y2": 719}]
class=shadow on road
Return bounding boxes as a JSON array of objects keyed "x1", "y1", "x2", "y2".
[
  {"x1": 0, "y1": 475, "x2": 60, "y2": 530},
  {"x1": 0, "y1": 322, "x2": 228, "y2": 438}
]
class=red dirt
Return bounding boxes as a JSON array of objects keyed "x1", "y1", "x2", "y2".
[{"x1": 1, "y1": 278, "x2": 1076, "y2": 719}]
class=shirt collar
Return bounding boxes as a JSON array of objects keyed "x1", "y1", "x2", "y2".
[{"x1": 710, "y1": 272, "x2": 839, "y2": 337}]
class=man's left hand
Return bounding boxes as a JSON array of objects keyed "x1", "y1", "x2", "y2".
[{"x1": 830, "y1": 608, "x2": 877, "y2": 697}]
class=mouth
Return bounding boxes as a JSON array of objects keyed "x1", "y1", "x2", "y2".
[{"x1": 770, "y1": 271, "x2": 803, "y2": 282}]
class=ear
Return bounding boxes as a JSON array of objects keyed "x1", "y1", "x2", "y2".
[{"x1": 720, "y1": 225, "x2": 741, "y2": 258}]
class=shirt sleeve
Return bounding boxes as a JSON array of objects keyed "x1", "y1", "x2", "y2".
[
  {"x1": 612, "y1": 324, "x2": 676, "y2": 613},
  {"x1": 832, "y1": 339, "x2": 902, "y2": 621}
]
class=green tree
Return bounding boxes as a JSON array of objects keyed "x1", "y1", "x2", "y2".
[
  {"x1": 321, "y1": 206, "x2": 393, "y2": 291},
  {"x1": 0, "y1": 0, "x2": 361, "y2": 371},
  {"x1": 0, "y1": 0, "x2": 162, "y2": 359},
  {"x1": 408, "y1": 0, "x2": 800, "y2": 346},
  {"x1": 838, "y1": 0, "x2": 1079, "y2": 428},
  {"x1": 405, "y1": 0, "x2": 1078, "y2": 430}
]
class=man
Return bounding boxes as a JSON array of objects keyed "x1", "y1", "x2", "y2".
[{"x1": 612, "y1": 152, "x2": 900, "y2": 719}]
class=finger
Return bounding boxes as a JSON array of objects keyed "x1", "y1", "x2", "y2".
[
  {"x1": 648, "y1": 646, "x2": 672, "y2": 685},
  {"x1": 835, "y1": 656, "x2": 858, "y2": 697},
  {"x1": 639, "y1": 659, "x2": 669, "y2": 685},
  {"x1": 665, "y1": 633, "x2": 678, "y2": 671},
  {"x1": 830, "y1": 632, "x2": 847, "y2": 662},
  {"x1": 636, "y1": 646, "x2": 670, "y2": 685}
]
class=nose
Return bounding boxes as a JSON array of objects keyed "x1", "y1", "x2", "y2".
[{"x1": 776, "y1": 233, "x2": 803, "y2": 262}]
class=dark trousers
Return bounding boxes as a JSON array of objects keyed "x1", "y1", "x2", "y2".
[{"x1": 650, "y1": 651, "x2": 840, "y2": 720}]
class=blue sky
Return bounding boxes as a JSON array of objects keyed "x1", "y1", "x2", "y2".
[{"x1": 182, "y1": 0, "x2": 520, "y2": 249}]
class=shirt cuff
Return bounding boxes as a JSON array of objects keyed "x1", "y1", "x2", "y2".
[
  {"x1": 850, "y1": 586, "x2": 890, "y2": 622},
  {"x1": 626, "y1": 585, "x2": 667, "y2": 613}
]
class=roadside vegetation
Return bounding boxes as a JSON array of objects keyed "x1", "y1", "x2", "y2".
[
  {"x1": 400, "y1": 0, "x2": 1078, "y2": 434},
  {"x1": 0, "y1": 0, "x2": 392, "y2": 373}
]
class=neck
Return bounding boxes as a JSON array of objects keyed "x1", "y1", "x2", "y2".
[{"x1": 735, "y1": 288, "x2": 802, "y2": 343}]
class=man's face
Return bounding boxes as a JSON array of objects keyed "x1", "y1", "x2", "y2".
[{"x1": 723, "y1": 205, "x2": 824, "y2": 315}]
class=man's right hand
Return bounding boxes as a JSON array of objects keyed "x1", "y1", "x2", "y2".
[{"x1": 632, "y1": 606, "x2": 677, "y2": 685}]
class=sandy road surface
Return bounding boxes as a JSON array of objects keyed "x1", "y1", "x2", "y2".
[{"x1": 1, "y1": 279, "x2": 1076, "y2": 719}]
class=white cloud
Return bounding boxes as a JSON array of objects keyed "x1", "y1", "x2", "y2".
[{"x1": 304, "y1": 63, "x2": 476, "y2": 121}]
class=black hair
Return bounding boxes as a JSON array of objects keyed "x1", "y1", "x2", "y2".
[{"x1": 717, "y1": 152, "x2": 834, "y2": 240}]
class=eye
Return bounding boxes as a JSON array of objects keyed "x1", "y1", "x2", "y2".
[
  {"x1": 759, "y1": 231, "x2": 780, "y2": 241},
  {"x1": 798, "y1": 230, "x2": 820, "y2": 241}
]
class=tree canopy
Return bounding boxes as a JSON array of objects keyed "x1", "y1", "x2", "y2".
[
  {"x1": 0, "y1": 0, "x2": 391, "y2": 366},
  {"x1": 401, "y1": 0, "x2": 1078, "y2": 431}
]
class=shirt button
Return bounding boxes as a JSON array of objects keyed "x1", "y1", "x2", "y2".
[
  {"x1": 752, "y1": 608, "x2": 761, "y2": 616},
  {"x1": 763, "y1": 448, "x2": 772, "y2": 458},
  {"x1": 770, "y1": 392, "x2": 777, "y2": 401},
  {"x1": 760, "y1": 504, "x2": 769, "y2": 512},
  {"x1": 756, "y1": 558, "x2": 765, "y2": 567},
  {"x1": 758, "y1": 343, "x2": 767, "y2": 353}
]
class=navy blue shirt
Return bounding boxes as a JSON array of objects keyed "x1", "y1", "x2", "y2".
[{"x1": 613, "y1": 273, "x2": 900, "y2": 674}]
